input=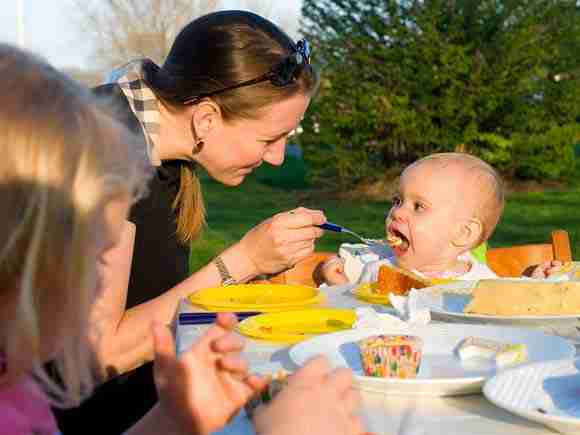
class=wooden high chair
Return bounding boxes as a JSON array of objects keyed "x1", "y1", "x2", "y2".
[{"x1": 486, "y1": 229, "x2": 572, "y2": 277}]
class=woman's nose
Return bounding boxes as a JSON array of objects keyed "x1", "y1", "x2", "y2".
[{"x1": 263, "y1": 140, "x2": 286, "y2": 166}]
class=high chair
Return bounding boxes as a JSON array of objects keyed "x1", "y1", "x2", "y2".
[
  {"x1": 262, "y1": 229, "x2": 573, "y2": 285},
  {"x1": 486, "y1": 229, "x2": 572, "y2": 277}
]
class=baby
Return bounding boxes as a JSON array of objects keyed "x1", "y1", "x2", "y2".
[{"x1": 322, "y1": 153, "x2": 503, "y2": 285}]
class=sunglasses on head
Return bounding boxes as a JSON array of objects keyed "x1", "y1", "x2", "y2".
[{"x1": 182, "y1": 39, "x2": 311, "y2": 105}]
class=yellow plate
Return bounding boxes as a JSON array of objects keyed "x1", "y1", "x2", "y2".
[
  {"x1": 238, "y1": 308, "x2": 356, "y2": 343},
  {"x1": 188, "y1": 284, "x2": 324, "y2": 312},
  {"x1": 352, "y1": 283, "x2": 391, "y2": 305}
]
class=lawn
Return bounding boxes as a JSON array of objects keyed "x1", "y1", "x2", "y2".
[{"x1": 190, "y1": 162, "x2": 580, "y2": 272}]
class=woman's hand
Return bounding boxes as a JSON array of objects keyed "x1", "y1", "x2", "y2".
[
  {"x1": 253, "y1": 356, "x2": 367, "y2": 435},
  {"x1": 152, "y1": 313, "x2": 267, "y2": 435},
  {"x1": 237, "y1": 207, "x2": 326, "y2": 276}
]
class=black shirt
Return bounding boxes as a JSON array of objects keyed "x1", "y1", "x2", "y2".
[{"x1": 55, "y1": 84, "x2": 190, "y2": 434}]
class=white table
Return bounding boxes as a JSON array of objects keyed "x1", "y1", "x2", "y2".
[{"x1": 176, "y1": 285, "x2": 569, "y2": 435}]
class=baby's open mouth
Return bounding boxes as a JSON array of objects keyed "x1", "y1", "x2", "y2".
[{"x1": 387, "y1": 229, "x2": 410, "y2": 251}]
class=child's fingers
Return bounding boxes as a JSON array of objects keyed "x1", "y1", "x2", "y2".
[
  {"x1": 218, "y1": 353, "x2": 249, "y2": 374},
  {"x1": 289, "y1": 355, "x2": 331, "y2": 387},
  {"x1": 215, "y1": 312, "x2": 239, "y2": 330},
  {"x1": 322, "y1": 256, "x2": 344, "y2": 270},
  {"x1": 325, "y1": 367, "x2": 355, "y2": 396},
  {"x1": 152, "y1": 322, "x2": 177, "y2": 387},
  {"x1": 343, "y1": 388, "x2": 362, "y2": 414},
  {"x1": 245, "y1": 374, "x2": 268, "y2": 392},
  {"x1": 212, "y1": 332, "x2": 245, "y2": 353}
]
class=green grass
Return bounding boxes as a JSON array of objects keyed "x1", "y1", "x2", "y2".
[{"x1": 190, "y1": 172, "x2": 580, "y2": 272}]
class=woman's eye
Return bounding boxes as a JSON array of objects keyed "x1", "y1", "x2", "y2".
[
  {"x1": 392, "y1": 195, "x2": 402, "y2": 206},
  {"x1": 414, "y1": 202, "x2": 425, "y2": 212}
]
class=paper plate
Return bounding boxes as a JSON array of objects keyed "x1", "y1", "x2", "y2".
[
  {"x1": 238, "y1": 308, "x2": 356, "y2": 344},
  {"x1": 351, "y1": 278, "x2": 455, "y2": 306},
  {"x1": 484, "y1": 358, "x2": 580, "y2": 434},
  {"x1": 188, "y1": 284, "x2": 324, "y2": 312},
  {"x1": 415, "y1": 280, "x2": 580, "y2": 324},
  {"x1": 351, "y1": 283, "x2": 391, "y2": 305},
  {"x1": 289, "y1": 323, "x2": 574, "y2": 397}
]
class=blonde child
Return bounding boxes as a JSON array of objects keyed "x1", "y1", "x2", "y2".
[
  {"x1": 0, "y1": 44, "x2": 365, "y2": 435},
  {"x1": 322, "y1": 153, "x2": 503, "y2": 285}
]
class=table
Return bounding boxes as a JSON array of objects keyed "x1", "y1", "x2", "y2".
[{"x1": 176, "y1": 285, "x2": 569, "y2": 435}]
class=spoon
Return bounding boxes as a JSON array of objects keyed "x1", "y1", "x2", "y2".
[{"x1": 317, "y1": 222, "x2": 385, "y2": 247}]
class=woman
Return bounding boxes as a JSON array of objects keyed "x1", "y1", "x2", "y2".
[{"x1": 57, "y1": 10, "x2": 326, "y2": 434}]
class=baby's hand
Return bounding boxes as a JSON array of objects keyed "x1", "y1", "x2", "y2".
[
  {"x1": 529, "y1": 260, "x2": 564, "y2": 279},
  {"x1": 321, "y1": 256, "x2": 348, "y2": 285}
]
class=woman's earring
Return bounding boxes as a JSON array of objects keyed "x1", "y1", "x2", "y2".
[{"x1": 192, "y1": 139, "x2": 204, "y2": 155}]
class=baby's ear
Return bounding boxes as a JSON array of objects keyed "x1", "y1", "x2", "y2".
[{"x1": 451, "y1": 218, "x2": 483, "y2": 249}]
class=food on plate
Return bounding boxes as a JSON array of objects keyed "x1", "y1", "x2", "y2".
[
  {"x1": 464, "y1": 279, "x2": 580, "y2": 316},
  {"x1": 456, "y1": 336, "x2": 528, "y2": 367},
  {"x1": 357, "y1": 334, "x2": 423, "y2": 378},
  {"x1": 375, "y1": 264, "x2": 431, "y2": 296},
  {"x1": 245, "y1": 370, "x2": 289, "y2": 418}
]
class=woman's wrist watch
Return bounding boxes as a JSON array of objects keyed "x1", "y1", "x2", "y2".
[{"x1": 213, "y1": 255, "x2": 237, "y2": 286}]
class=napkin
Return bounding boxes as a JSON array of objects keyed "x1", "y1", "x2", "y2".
[{"x1": 353, "y1": 289, "x2": 431, "y2": 330}]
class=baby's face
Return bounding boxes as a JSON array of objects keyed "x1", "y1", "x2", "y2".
[{"x1": 385, "y1": 161, "x2": 479, "y2": 271}]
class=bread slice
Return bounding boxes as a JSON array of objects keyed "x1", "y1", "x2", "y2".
[
  {"x1": 376, "y1": 264, "x2": 431, "y2": 296},
  {"x1": 464, "y1": 279, "x2": 580, "y2": 316}
]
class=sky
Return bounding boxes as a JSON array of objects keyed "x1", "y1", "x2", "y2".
[{"x1": 0, "y1": 0, "x2": 301, "y2": 70}]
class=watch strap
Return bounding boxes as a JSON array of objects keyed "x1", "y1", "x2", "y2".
[{"x1": 213, "y1": 255, "x2": 237, "y2": 286}]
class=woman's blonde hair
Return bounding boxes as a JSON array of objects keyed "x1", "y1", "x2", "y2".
[
  {"x1": 144, "y1": 11, "x2": 319, "y2": 243},
  {"x1": 0, "y1": 44, "x2": 151, "y2": 406}
]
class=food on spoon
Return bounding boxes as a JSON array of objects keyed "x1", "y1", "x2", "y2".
[
  {"x1": 387, "y1": 232, "x2": 403, "y2": 247},
  {"x1": 456, "y1": 336, "x2": 527, "y2": 367},
  {"x1": 464, "y1": 279, "x2": 580, "y2": 316},
  {"x1": 358, "y1": 334, "x2": 423, "y2": 378},
  {"x1": 375, "y1": 264, "x2": 431, "y2": 296},
  {"x1": 245, "y1": 370, "x2": 289, "y2": 418}
]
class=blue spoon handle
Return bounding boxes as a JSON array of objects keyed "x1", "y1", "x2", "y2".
[{"x1": 317, "y1": 222, "x2": 344, "y2": 232}]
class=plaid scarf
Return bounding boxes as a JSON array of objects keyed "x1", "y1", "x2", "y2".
[{"x1": 106, "y1": 60, "x2": 161, "y2": 166}]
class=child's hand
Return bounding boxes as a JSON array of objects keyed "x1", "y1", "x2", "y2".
[
  {"x1": 529, "y1": 260, "x2": 564, "y2": 279},
  {"x1": 321, "y1": 256, "x2": 348, "y2": 285},
  {"x1": 152, "y1": 313, "x2": 267, "y2": 435},
  {"x1": 253, "y1": 356, "x2": 367, "y2": 435}
]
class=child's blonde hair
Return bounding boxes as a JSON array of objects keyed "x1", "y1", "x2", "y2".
[
  {"x1": 409, "y1": 152, "x2": 505, "y2": 245},
  {"x1": 0, "y1": 44, "x2": 151, "y2": 406}
]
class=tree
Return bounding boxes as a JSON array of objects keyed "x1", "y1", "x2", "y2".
[
  {"x1": 300, "y1": 0, "x2": 580, "y2": 186},
  {"x1": 73, "y1": 0, "x2": 218, "y2": 68}
]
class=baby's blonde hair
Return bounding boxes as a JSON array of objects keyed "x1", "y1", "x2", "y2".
[
  {"x1": 0, "y1": 44, "x2": 151, "y2": 406},
  {"x1": 409, "y1": 152, "x2": 505, "y2": 245}
]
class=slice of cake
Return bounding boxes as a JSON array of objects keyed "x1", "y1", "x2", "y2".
[
  {"x1": 375, "y1": 264, "x2": 431, "y2": 296},
  {"x1": 464, "y1": 279, "x2": 580, "y2": 316}
]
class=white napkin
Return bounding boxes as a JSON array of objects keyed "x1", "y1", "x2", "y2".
[{"x1": 353, "y1": 289, "x2": 431, "y2": 330}]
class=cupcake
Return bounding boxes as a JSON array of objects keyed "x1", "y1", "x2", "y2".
[
  {"x1": 245, "y1": 371, "x2": 288, "y2": 418},
  {"x1": 358, "y1": 335, "x2": 423, "y2": 378}
]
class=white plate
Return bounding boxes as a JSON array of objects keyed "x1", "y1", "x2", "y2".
[
  {"x1": 484, "y1": 358, "x2": 580, "y2": 434},
  {"x1": 289, "y1": 324, "x2": 574, "y2": 396},
  {"x1": 416, "y1": 280, "x2": 580, "y2": 323}
]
